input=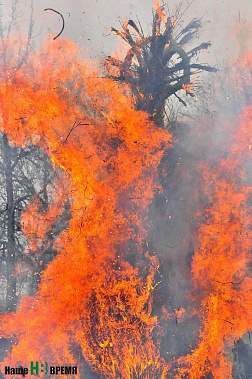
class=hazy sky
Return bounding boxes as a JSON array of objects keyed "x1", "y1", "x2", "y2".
[{"x1": 1, "y1": 0, "x2": 251, "y2": 64}]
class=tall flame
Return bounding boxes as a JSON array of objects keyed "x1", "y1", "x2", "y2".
[
  {"x1": 174, "y1": 106, "x2": 252, "y2": 378},
  {"x1": 0, "y1": 37, "x2": 171, "y2": 378}
]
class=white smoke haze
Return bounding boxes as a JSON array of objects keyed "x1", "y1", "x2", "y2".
[{"x1": 0, "y1": 0, "x2": 251, "y2": 61}]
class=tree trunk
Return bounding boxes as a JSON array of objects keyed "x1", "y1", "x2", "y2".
[{"x1": 3, "y1": 134, "x2": 17, "y2": 312}]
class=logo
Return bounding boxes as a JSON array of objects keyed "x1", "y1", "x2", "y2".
[{"x1": 5, "y1": 362, "x2": 78, "y2": 376}]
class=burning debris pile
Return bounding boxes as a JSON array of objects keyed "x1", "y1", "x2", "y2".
[{"x1": 0, "y1": 1, "x2": 251, "y2": 379}]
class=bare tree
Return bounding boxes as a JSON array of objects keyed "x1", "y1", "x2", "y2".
[
  {"x1": 0, "y1": 0, "x2": 69, "y2": 311},
  {"x1": 105, "y1": 4, "x2": 217, "y2": 127},
  {"x1": 0, "y1": 136, "x2": 59, "y2": 311},
  {"x1": 2, "y1": 134, "x2": 17, "y2": 312}
]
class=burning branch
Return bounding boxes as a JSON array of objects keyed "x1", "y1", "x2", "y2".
[
  {"x1": 62, "y1": 121, "x2": 89, "y2": 144},
  {"x1": 105, "y1": 2, "x2": 217, "y2": 127},
  {"x1": 214, "y1": 275, "x2": 245, "y2": 285}
]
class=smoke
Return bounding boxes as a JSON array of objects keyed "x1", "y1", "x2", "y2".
[{"x1": 0, "y1": 0, "x2": 251, "y2": 61}]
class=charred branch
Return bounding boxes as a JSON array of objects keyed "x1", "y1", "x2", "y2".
[
  {"x1": 105, "y1": 7, "x2": 217, "y2": 128},
  {"x1": 214, "y1": 275, "x2": 245, "y2": 285},
  {"x1": 3, "y1": 134, "x2": 17, "y2": 312},
  {"x1": 62, "y1": 121, "x2": 89, "y2": 144}
]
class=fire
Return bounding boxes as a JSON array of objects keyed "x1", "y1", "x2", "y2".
[
  {"x1": 0, "y1": 12, "x2": 251, "y2": 379},
  {"x1": 0, "y1": 37, "x2": 171, "y2": 378},
  {"x1": 182, "y1": 83, "x2": 194, "y2": 95},
  {"x1": 154, "y1": 0, "x2": 167, "y2": 30},
  {"x1": 21, "y1": 174, "x2": 69, "y2": 254},
  {"x1": 173, "y1": 105, "x2": 252, "y2": 378}
]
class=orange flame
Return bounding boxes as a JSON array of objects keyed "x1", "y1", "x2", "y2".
[
  {"x1": 173, "y1": 104, "x2": 252, "y2": 378},
  {"x1": 0, "y1": 37, "x2": 171, "y2": 378},
  {"x1": 154, "y1": 0, "x2": 167, "y2": 30}
]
